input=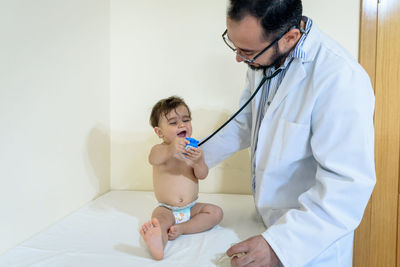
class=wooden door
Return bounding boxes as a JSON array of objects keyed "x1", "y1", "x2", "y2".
[{"x1": 354, "y1": 0, "x2": 400, "y2": 266}]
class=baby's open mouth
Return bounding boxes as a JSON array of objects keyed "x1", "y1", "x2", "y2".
[{"x1": 177, "y1": 130, "x2": 187, "y2": 138}]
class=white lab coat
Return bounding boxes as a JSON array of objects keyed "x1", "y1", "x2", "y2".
[{"x1": 201, "y1": 23, "x2": 376, "y2": 266}]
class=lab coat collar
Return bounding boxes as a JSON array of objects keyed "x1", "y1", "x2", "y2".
[
  {"x1": 259, "y1": 23, "x2": 321, "y2": 120},
  {"x1": 263, "y1": 59, "x2": 307, "y2": 120}
]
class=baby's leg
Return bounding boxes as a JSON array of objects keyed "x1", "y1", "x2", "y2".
[
  {"x1": 140, "y1": 206, "x2": 174, "y2": 260},
  {"x1": 168, "y1": 203, "x2": 223, "y2": 239}
]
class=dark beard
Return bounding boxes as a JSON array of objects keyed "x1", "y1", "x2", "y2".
[{"x1": 246, "y1": 45, "x2": 287, "y2": 71}]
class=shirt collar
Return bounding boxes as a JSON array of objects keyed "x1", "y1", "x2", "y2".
[
  {"x1": 286, "y1": 16, "x2": 312, "y2": 61},
  {"x1": 268, "y1": 16, "x2": 312, "y2": 73},
  {"x1": 261, "y1": 17, "x2": 313, "y2": 75}
]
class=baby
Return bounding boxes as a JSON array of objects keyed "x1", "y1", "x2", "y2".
[{"x1": 140, "y1": 96, "x2": 223, "y2": 260}]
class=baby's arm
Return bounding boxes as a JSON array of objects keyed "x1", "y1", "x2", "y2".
[
  {"x1": 148, "y1": 144, "x2": 173, "y2": 165},
  {"x1": 193, "y1": 160, "x2": 208, "y2": 180},
  {"x1": 185, "y1": 147, "x2": 209, "y2": 179},
  {"x1": 148, "y1": 139, "x2": 189, "y2": 165}
]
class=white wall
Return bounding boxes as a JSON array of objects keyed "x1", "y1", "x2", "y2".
[
  {"x1": 110, "y1": 0, "x2": 361, "y2": 194},
  {"x1": 302, "y1": 0, "x2": 360, "y2": 60},
  {"x1": 110, "y1": 0, "x2": 249, "y2": 193},
  {"x1": 0, "y1": 0, "x2": 110, "y2": 255},
  {"x1": 0, "y1": 0, "x2": 361, "y2": 255}
]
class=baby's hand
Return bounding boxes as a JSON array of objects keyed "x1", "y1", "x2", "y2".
[
  {"x1": 184, "y1": 147, "x2": 204, "y2": 164},
  {"x1": 170, "y1": 138, "x2": 190, "y2": 156}
]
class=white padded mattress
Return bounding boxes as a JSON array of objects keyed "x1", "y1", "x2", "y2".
[{"x1": 0, "y1": 191, "x2": 266, "y2": 267}]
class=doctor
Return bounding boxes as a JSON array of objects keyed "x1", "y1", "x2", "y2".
[{"x1": 201, "y1": 0, "x2": 376, "y2": 266}]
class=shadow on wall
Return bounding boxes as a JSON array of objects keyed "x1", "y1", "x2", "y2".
[
  {"x1": 110, "y1": 132, "x2": 156, "y2": 191},
  {"x1": 193, "y1": 108, "x2": 252, "y2": 195},
  {"x1": 86, "y1": 125, "x2": 111, "y2": 198},
  {"x1": 85, "y1": 111, "x2": 251, "y2": 195},
  {"x1": 107, "y1": 108, "x2": 251, "y2": 194}
]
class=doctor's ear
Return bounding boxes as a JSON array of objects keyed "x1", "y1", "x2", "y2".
[{"x1": 281, "y1": 28, "x2": 302, "y2": 50}]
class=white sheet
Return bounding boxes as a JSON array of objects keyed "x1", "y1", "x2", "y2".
[{"x1": 0, "y1": 191, "x2": 266, "y2": 267}]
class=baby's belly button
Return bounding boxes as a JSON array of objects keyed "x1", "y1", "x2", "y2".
[
  {"x1": 176, "y1": 197, "x2": 187, "y2": 206},
  {"x1": 174, "y1": 196, "x2": 193, "y2": 206}
]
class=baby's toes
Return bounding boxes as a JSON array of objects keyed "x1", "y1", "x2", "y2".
[{"x1": 167, "y1": 227, "x2": 175, "y2": 239}]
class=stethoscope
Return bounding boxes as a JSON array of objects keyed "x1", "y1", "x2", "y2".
[
  {"x1": 198, "y1": 22, "x2": 305, "y2": 147},
  {"x1": 199, "y1": 68, "x2": 282, "y2": 146}
]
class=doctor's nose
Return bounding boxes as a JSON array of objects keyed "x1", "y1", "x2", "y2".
[{"x1": 236, "y1": 53, "x2": 244, "y2": 63}]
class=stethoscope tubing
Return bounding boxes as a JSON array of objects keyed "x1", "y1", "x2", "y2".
[{"x1": 199, "y1": 68, "x2": 282, "y2": 146}]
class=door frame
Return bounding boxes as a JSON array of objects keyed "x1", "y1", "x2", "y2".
[{"x1": 354, "y1": 0, "x2": 400, "y2": 266}]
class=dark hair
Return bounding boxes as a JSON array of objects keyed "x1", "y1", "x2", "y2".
[
  {"x1": 150, "y1": 96, "x2": 191, "y2": 128},
  {"x1": 227, "y1": 0, "x2": 302, "y2": 41}
]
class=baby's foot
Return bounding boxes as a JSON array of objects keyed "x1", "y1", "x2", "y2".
[
  {"x1": 168, "y1": 224, "x2": 184, "y2": 240},
  {"x1": 140, "y1": 218, "x2": 164, "y2": 260}
]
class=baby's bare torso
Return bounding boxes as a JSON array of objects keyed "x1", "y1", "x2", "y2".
[{"x1": 153, "y1": 155, "x2": 198, "y2": 207}]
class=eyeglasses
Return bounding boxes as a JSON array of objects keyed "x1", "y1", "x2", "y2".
[{"x1": 222, "y1": 27, "x2": 294, "y2": 64}]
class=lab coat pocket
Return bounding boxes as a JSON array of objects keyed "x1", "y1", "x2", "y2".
[{"x1": 275, "y1": 119, "x2": 311, "y2": 163}]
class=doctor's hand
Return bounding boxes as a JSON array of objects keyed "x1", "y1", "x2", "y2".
[{"x1": 227, "y1": 235, "x2": 281, "y2": 267}]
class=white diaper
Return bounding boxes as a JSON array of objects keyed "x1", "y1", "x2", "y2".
[{"x1": 158, "y1": 199, "x2": 197, "y2": 224}]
